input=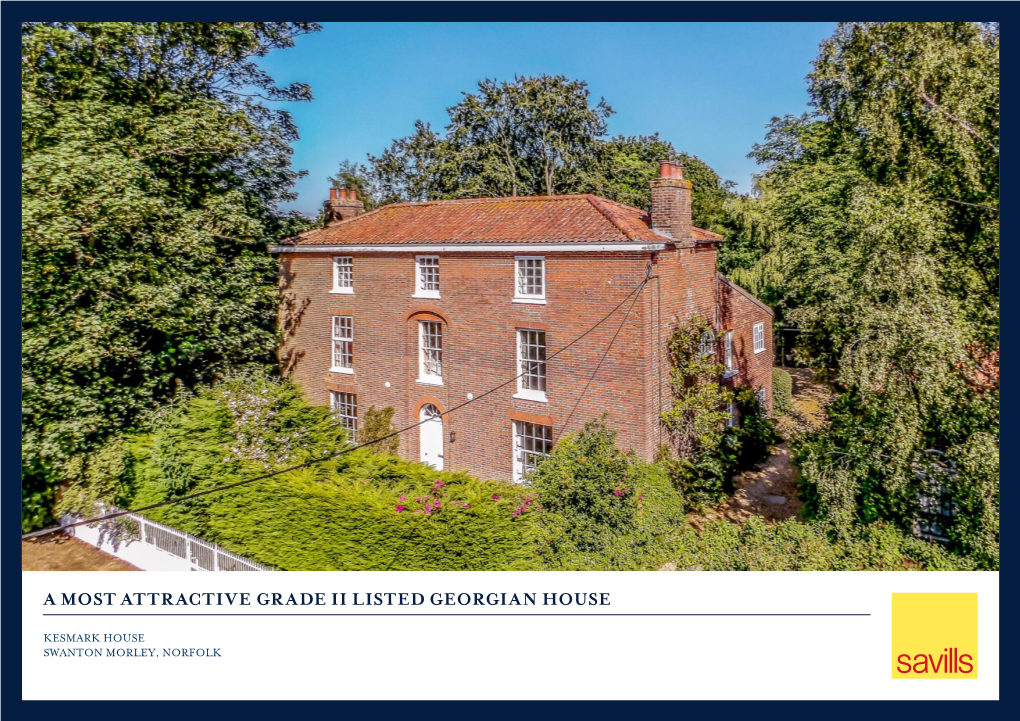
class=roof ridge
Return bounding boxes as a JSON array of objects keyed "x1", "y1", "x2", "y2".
[{"x1": 585, "y1": 195, "x2": 646, "y2": 241}]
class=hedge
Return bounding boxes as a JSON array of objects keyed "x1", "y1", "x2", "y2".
[
  {"x1": 772, "y1": 367, "x2": 793, "y2": 415},
  {"x1": 674, "y1": 517, "x2": 976, "y2": 571}
]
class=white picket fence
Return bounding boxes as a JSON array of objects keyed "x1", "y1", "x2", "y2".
[{"x1": 63, "y1": 507, "x2": 274, "y2": 572}]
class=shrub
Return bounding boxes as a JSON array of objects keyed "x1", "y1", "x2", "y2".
[
  {"x1": 61, "y1": 374, "x2": 545, "y2": 570},
  {"x1": 529, "y1": 417, "x2": 686, "y2": 570},
  {"x1": 674, "y1": 517, "x2": 977, "y2": 571},
  {"x1": 660, "y1": 316, "x2": 733, "y2": 460},
  {"x1": 772, "y1": 367, "x2": 793, "y2": 415},
  {"x1": 661, "y1": 387, "x2": 779, "y2": 511},
  {"x1": 361, "y1": 405, "x2": 400, "y2": 454}
]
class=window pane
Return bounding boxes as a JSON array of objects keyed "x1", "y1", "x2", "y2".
[
  {"x1": 420, "y1": 321, "x2": 442, "y2": 378},
  {"x1": 516, "y1": 258, "x2": 544, "y2": 297},
  {"x1": 330, "y1": 391, "x2": 358, "y2": 438},
  {"x1": 332, "y1": 316, "x2": 353, "y2": 369},
  {"x1": 418, "y1": 257, "x2": 439, "y2": 292},
  {"x1": 699, "y1": 331, "x2": 715, "y2": 356},
  {"x1": 334, "y1": 257, "x2": 353, "y2": 289},
  {"x1": 518, "y1": 329, "x2": 547, "y2": 392},
  {"x1": 515, "y1": 421, "x2": 552, "y2": 480}
]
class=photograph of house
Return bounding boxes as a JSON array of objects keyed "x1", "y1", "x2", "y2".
[
  {"x1": 275, "y1": 160, "x2": 773, "y2": 483},
  {"x1": 21, "y1": 22, "x2": 998, "y2": 573}
]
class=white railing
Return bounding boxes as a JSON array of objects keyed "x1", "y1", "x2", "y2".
[{"x1": 64, "y1": 507, "x2": 275, "y2": 572}]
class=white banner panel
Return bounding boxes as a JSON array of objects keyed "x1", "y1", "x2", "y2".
[{"x1": 22, "y1": 571, "x2": 998, "y2": 701}]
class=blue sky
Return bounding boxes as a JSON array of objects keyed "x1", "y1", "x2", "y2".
[{"x1": 259, "y1": 22, "x2": 838, "y2": 216}]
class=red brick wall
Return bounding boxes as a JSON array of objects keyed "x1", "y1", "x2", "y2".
[
  {"x1": 278, "y1": 247, "x2": 774, "y2": 482},
  {"x1": 279, "y1": 251, "x2": 658, "y2": 482},
  {"x1": 643, "y1": 244, "x2": 728, "y2": 452},
  {"x1": 719, "y1": 274, "x2": 774, "y2": 412}
]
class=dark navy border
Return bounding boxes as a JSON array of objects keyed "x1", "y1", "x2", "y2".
[{"x1": 7, "y1": 4, "x2": 1007, "y2": 717}]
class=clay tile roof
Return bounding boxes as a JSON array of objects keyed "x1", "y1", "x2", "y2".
[{"x1": 284, "y1": 195, "x2": 721, "y2": 246}]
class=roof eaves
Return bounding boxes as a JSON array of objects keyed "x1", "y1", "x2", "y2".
[{"x1": 718, "y1": 272, "x2": 774, "y2": 316}]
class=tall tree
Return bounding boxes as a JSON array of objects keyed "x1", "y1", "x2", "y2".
[
  {"x1": 369, "y1": 120, "x2": 462, "y2": 203},
  {"x1": 21, "y1": 22, "x2": 319, "y2": 530},
  {"x1": 370, "y1": 76, "x2": 614, "y2": 201},
  {"x1": 592, "y1": 134, "x2": 734, "y2": 231},
  {"x1": 449, "y1": 75, "x2": 613, "y2": 197},
  {"x1": 734, "y1": 23, "x2": 999, "y2": 564}
]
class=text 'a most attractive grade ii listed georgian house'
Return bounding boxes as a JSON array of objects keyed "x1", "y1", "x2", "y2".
[{"x1": 272, "y1": 159, "x2": 773, "y2": 484}]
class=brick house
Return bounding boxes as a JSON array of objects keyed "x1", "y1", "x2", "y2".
[{"x1": 272, "y1": 159, "x2": 773, "y2": 483}]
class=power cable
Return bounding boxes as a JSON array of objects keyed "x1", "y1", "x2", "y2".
[
  {"x1": 23, "y1": 277, "x2": 649, "y2": 541},
  {"x1": 556, "y1": 280, "x2": 645, "y2": 436}
]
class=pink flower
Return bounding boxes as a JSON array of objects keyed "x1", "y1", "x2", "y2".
[
  {"x1": 433, "y1": 480, "x2": 445, "y2": 488},
  {"x1": 463, "y1": 503, "x2": 470, "y2": 509},
  {"x1": 492, "y1": 494, "x2": 501, "y2": 501},
  {"x1": 614, "y1": 489, "x2": 622, "y2": 497},
  {"x1": 395, "y1": 505, "x2": 405, "y2": 513},
  {"x1": 638, "y1": 494, "x2": 644, "y2": 502},
  {"x1": 399, "y1": 495, "x2": 407, "y2": 502}
]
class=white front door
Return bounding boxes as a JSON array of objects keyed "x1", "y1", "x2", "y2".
[{"x1": 419, "y1": 404, "x2": 444, "y2": 470}]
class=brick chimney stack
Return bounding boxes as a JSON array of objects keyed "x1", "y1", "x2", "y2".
[
  {"x1": 324, "y1": 187, "x2": 365, "y2": 226},
  {"x1": 650, "y1": 159, "x2": 693, "y2": 246}
]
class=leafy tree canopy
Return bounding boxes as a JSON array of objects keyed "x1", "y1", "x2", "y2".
[
  {"x1": 725, "y1": 22, "x2": 998, "y2": 562},
  {"x1": 334, "y1": 77, "x2": 734, "y2": 233},
  {"x1": 22, "y1": 22, "x2": 319, "y2": 530}
]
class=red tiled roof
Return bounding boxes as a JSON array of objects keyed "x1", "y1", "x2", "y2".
[{"x1": 285, "y1": 195, "x2": 723, "y2": 246}]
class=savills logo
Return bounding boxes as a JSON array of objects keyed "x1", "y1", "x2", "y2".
[{"x1": 892, "y1": 593, "x2": 977, "y2": 679}]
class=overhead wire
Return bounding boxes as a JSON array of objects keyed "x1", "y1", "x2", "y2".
[{"x1": 22, "y1": 277, "x2": 650, "y2": 541}]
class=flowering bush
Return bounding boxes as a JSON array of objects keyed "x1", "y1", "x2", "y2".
[{"x1": 529, "y1": 417, "x2": 685, "y2": 570}]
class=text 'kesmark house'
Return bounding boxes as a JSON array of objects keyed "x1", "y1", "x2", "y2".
[{"x1": 272, "y1": 159, "x2": 773, "y2": 483}]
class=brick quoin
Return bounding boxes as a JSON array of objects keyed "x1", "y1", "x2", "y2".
[{"x1": 274, "y1": 160, "x2": 773, "y2": 483}]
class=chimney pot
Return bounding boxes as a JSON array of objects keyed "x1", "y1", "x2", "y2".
[
  {"x1": 349, "y1": 189, "x2": 357, "y2": 201},
  {"x1": 330, "y1": 187, "x2": 338, "y2": 201},
  {"x1": 650, "y1": 158, "x2": 693, "y2": 245}
]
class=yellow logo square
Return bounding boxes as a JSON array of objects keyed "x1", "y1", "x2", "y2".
[{"x1": 892, "y1": 593, "x2": 977, "y2": 679}]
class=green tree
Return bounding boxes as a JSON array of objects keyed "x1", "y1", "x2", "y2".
[
  {"x1": 369, "y1": 120, "x2": 462, "y2": 203},
  {"x1": 328, "y1": 159, "x2": 378, "y2": 211},
  {"x1": 22, "y1": 22, "x2": 319, "y2": 530},
  {"x1": 591, "y1": 134, "x2": 734, "y2": 232},
  {"x1": 371, "y1": 75, "x2": 613, "y2": 200},
  {"x1": 448, "y1": 75, "x2": 613, "y2": 197},
  {"x1": 736, "y1": 23, "x2": 998, "y2": 564}
]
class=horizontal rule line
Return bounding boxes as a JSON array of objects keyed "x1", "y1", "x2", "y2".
[{"x1": 41, "y1": 613, "x2": 871, "y2": 617}]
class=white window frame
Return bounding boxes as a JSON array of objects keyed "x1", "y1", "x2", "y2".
[
  {"x1": 753, "y1": 322, "x2": 766, "y2": 354},
  {"x1": 417, "y1": 320, "x2": 443, "y2": 386},
  {"x1": 330, "y1": 391, "x2": 358, "y2": 440},
  {"x1": 723, "y1": 330, "x2": 737, "y2": 378},
  {"x1": 513, "y1": 256, "x2": 546, "y2": 304},
  {"x1": 413, "y1": 255, "x2": 440, "y2": 299},
  {"x1": 330, "y1": 315, "x2": 354, "y2": 374},
  {"x1": 726, "y1": 400, "x2": 738, "y2": 428},
  {"x1": 514, "y1": 328, "x2": 548, "y2": 402},
  {"x1": 698, "y1": 330, "x2": 716, "y2": 357},
  {"x1": 513, "y1": 420, "x2": 553, "y2": 483},
  {"x1": 331, "y1": 256, "x2": 353, "y2": 294}
]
